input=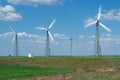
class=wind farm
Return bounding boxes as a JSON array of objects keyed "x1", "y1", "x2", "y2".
[
  {"x1": 0, "y1": 2, "x2": 119, "y2": 57},
  {"x1": 0, "y1": 0, "x2": 120, "y2": 80}
]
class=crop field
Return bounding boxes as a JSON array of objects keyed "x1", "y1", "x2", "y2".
[{"x1": 0, "y1": 56, "x2": 120, "y2": 80}]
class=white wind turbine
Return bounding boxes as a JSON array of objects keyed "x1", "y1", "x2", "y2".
[
  {"x1": 85, "y1": 6, "x2": 111, "y2": 56},
  {"x1": 36, "y1": 19, "x2": 56, "y2": 57},
  {"x1": 10, "y1": 26, "x2": 19, "y2": 57}
]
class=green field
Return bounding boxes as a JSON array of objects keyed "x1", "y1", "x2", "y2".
[
  {"x1": 0, "y1": 64, "x2": 75, "y2": 80},
  {"x1": 0, "y1": 56, "x2": 120, "y2": 80}
]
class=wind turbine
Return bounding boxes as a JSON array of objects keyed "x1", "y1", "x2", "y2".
[
  {"x1": 10, "y1": 26, "x2": 19, "y2": 57},
  {"x1": 85, "y1": 6, "x2": 111, "y2": 56},
  {"x1": 36, "y1": 19, "x2": 56, "y2": 57}
]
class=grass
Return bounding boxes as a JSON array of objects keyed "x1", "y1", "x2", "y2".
[
  {"x1": 0, "y1": 56, "x2": 120, "y2": 80},
  {"x1": 0, "y1": 64, "x2": 75, "y2": 80}
]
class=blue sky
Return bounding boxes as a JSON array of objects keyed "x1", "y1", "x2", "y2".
[{"x1": 0, "y1": 0, "x2": 120, "y2": 56}]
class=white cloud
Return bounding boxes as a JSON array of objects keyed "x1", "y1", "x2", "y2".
[
  {"x1": 53, "y1": 33, "x2": 69, "y2": 39},
  {"x1": 0, "y1": 5, "x2": 15, "y2": 12},
  {"x1": 85, "y1": 9, "x2": 120, "y2": 24},
  {"x1": 84, "y1": 18, "x2": 95, "y2": 26},
  {"x1": 0, "y1": 5, "x2": 22, "y2": 21},
  {"x1": 100, "y1": 35, "x2": 120, "y2": 45},
  {"x1": 28, "y1": 34, "x2": 41, "y2": 38},
  {"x1": 101, "y1": 37, "x2": 114, "y2": 42},
  {"x1": 89, "y1": 35, "x2": 95, "y2": 39},
  {"x1": 87, "y1": 34, "x2": 120, "y2": 45},
  {"x1": 7, "y1": 0, "x2": 64, "y2": 6},
  {"x1": 102, "y1": 9, "x2": 120, "y2": 21},
  {"x1": 0, "y1": 32, "x2": 45, "y2": 44},
  {"x1": 0, "y1": 32, "x2": 13, "y2": 38},
  {"x1": 79, "y1": 35, "x2": 85, "y2": 39},
  {"x1": 18, "y1": 32, "x2": 46, "y2": 43},
  {"x1": 18, "y1": 32, "x2": 28, "y2": 37},
  {"x1": 88, "y1": 34, "x2": 120, "y2": 44}
]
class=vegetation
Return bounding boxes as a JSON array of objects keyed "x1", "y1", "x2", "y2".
[
  {"x1": 0, "y1": 64, "x2": 75, "y2": 80},
  {"x1": 0, "y1": 56, "x2": 120, "y2": 80}
]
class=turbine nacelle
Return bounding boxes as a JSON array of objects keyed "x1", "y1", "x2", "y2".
[{"x1": 96, "y1": 20, "x2": 99, "y2": 26}]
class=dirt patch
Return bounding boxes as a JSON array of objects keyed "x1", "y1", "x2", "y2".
[
  {"x1": 23, "y1": 67, "x2": 120, "y2": 80},
  {"x1": 99, "y1": 67, "x2": 120, "y2": 72},
  {"x1": 0, "y1": 61, "x2": 31, "y2": 66},
  {"x1": 35, "y1": 73, "x2": 73, "y2": 80}
]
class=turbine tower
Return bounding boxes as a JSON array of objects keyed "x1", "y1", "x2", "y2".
[
  {"x1": 70, "y1": 39, "x2": 73, "y2": 56},
  {"x1": 10, "y1": 27, "x2": 19, "y2": 57},
  {"x1": 85, "y1": 6, "x2": 111, "y2": 56},
  {"x1": 36, "y1": 19, "x2": 56, "y2": 57}
]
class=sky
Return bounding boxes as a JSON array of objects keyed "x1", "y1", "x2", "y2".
[{"x1": 0, "y1": 0, "x2": 120, "y2": 56}]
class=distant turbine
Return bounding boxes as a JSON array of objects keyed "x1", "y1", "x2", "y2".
[
  {"x1": 85, "y1": 6, "x2": 111, "y2": 56},
  {"x1": 70, "y1": 39, "x2": 73, "y2": 56},
  {"x1": 10, "y1": 26, "x2": 19, "y2": 57},
  {"x1": 36, "y1": 19, "x2": 56, "y2": 57}
]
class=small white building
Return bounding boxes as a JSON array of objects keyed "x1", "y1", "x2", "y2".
[{"x1": 28, "y1": 53, "x2": 33, "y2": 58}]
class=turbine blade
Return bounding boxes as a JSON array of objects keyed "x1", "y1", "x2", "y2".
[
  {"x1": 48, "y1": 31, "x2": 54, "y2": 41},
  {"x1": 97, "y1": 5, "x2": 102, "y2": 20},
  {"x1": 36, "y1": 27, "x2": 47, "y2": 30},
  {"x1": 12, "y1": 35, "x2": 16, "y2": 43},
  {"x1": 85, "y1": 21, "x2": 97, "y2": 27},
  {"x1": 9, "y1": 26, "x2": 16, "y2": 33},
  {"x1": 48, "y1": 19, "x2": 56, "y2": 29},
  {"x1": 99, "y1": 23, "x2": 111, "y2": 32}
]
